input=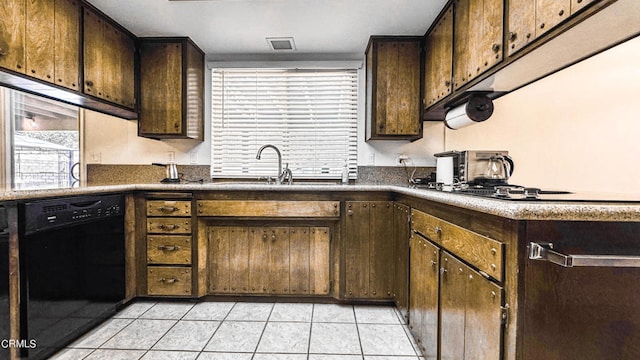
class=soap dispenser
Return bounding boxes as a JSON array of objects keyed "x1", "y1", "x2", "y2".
[{"x1": 341, "y1": 160, "x2": 349, "y2": 184}]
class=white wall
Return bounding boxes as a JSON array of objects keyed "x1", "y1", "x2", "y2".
[
  {"x1": 445, "y1": 36, "x2": 640, "y2": 195},
  {"x1": 84, "y1": 35, "x2": 640, "y2": 194}
]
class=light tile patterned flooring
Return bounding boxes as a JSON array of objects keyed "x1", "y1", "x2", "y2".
[{"x1": 51, "y1": 301, "x2": 425, "y2": 360}]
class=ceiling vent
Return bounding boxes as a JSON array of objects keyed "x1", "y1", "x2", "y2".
[{"x1": 267, "y1": 37, "x2": 296, "y2": 51}]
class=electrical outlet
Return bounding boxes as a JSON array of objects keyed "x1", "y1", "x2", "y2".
[
  {"x1": 190, "y1": 151, "x2": 198, "y2": 164},
  {"x1": 396, "y1": 154, "x2": 409, "y2": 164}
]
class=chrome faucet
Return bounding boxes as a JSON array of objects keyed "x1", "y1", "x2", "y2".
[{"x1": 256, "y1": 144, "x2": 291, "y2": 185}]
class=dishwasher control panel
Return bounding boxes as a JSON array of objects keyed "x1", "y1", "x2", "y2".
[{"x1": 22, "y1": 194, "x2": 124, "y2": 234}]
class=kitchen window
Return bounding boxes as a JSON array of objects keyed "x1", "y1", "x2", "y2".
[
  {"x1": 0, "y1": 87, "x2": 80, "y2": 189},
  {"x1": 210, "y1": 67, "x2": 358, "y2": 179}
]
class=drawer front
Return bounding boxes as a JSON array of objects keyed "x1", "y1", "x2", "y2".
[
  {"x1": 147, "y1": 235, "x2": 192, "y2": 265},
  {"x1": 147, "y1": 266, "x2": 192, "y2": 296},
  {"x1": 147, "y1": 200, "x2": 192, "y2": 217},
  {"x1": 196, "y1": 200, "x2": 340, "y2": 217},
  {"x1": 147, "y1": 218, "x2": 192, "y2": 234},
  {"x1": 411, "y1": 209, "x2": 504, "y2": 281}
]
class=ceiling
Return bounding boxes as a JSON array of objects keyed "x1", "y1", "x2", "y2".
[{"x1": 87, "y1": 0, "x2": 448, "y2": 59}]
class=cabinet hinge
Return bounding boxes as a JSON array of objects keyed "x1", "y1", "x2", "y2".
[{"x1": 501, "y1": 304, "x2": 510, "y2": 326}]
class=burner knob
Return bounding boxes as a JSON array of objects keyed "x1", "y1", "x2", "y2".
[
  {"x1": 494, "y1": 186, "x2": 511, "y2": 197},
  {"x1": 524, "y1": 188, "x2": 541, "y2": 199}
]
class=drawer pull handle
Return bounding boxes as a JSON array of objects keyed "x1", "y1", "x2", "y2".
[
  {"x1": 434, "y1": 226, "x2": 442, "y2": 235},
  {"x1": 529, "y1": 242, "x2": 640, "y2": 268},
  {"x1": 159, "y1": 224, "x2": 179, "y2": 230},
  {"x1": 158, "y1": 245, "x2": 180, "y2": 251},
  {"x1": 158, "y1": 206, "x2": 179, "y2": 213},
  {"x1": 159, "y1": 277, "x2": 179, "y2": 284}
]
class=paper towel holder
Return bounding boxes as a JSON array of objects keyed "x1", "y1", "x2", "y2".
[{"x1": 444, "y1": 93, "x2": 494, "y2": 130}]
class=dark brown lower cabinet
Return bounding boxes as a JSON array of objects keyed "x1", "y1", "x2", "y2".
[
  {"x1": 440, "y1": 251, "x2": 503, "y2": 360},
  {"x1": 208, "y1": 225, "x2": 330, "y2": 296},
  {"x1": 393, "y1": 203, "x2": 410, "y2": 320},
  {"x1": 409, "y1": 233, "x2": 439, "y2": 360}
]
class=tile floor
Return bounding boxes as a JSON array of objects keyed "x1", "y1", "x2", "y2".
[{"x1": 50, "y1": 301, "x2": 425, "y2": 360}]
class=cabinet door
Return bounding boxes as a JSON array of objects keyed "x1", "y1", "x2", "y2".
[
  {"x1": 25, "y1": 0, "x2": 54, "y2": 82},
  {"x1": 454, "y1": 0, "x2": 504, "y2": 89},
  {"x1": 139, "y1": 42, "x2": 183, "y2": 135},
  {"x1": 464, "y1": 270, "x2": 504, "y2": 360},
  {"x1": 0, "y1": 0, "x2": 26, "y2": 73},
  {"x1": 477, "y1": 0, "x2": 504, "y2": 76},
  {"x1": 393, "y1": 203, "x2": 410, "y2": 320},
  {"x1": 507, "y1": 0, "x2": 536, "y2": 56},
  {"x1": 440, "y1": 253, "x2": 467, "y2": 360},
  {"x1": 536, "y1": 0, "x2": 571, "y2": 37},
  {"x1": 228, "y1": 227, "x2": 250, "y2": 293},
  {"x1": 115, "y1": 29, "x2": 135, "y2": 108},
  {"x1": 53, "y1": 0, "x2": 80, "y2": 90},
  {"x1": 453, "y1": 0, "x2": 470, "y2": 90},
  {"x1": 396, "y1": 41, "x2": 421, "y2": 136},
  {"x1": 374, "y1": 41, "x2": 399, "y2": 135},
  {"x1": 208, "y1": 226, "x2": 231, "y2": 293},
  {"x1": 409, "y1": 234, "x2": 439, "y2": 359},
  {"x1": 309, "y1": 227, "x2": 330, "y2": 295},
  {"x1": 369, "y1": 201, "x2": 394, "y2": 299},
  {"x1": 290, "y1": 227, "x2": 311, "y2": 295},
  {"x1": 268, "y1": 227, "x2": 290, "y2": 294},
  {"x1": 83, "y1": 7, "x2": 104, "y2": 98},
  {"x1": 344, "y1": 201, "x2": 370, "y2": 298},
  {"x1": 424, "y1": 5, "x2": 453, "y2": 107},
  {"x1": 249, "y1": 227, "x2": 270, "y2": 293}
]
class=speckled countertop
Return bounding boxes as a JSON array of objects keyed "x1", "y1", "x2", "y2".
[{"x1": 1, "y1": 182, "x2": 639, "y2": 222}]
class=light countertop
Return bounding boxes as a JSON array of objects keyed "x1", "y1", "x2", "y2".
[{"x1": 1, "y1": 182, "x2": 639, "y2": 222}]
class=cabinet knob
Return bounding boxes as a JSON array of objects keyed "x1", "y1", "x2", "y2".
[
  {"x1": 559, "y1": 9, "x2": 565, "y2": 16},
  {"x1": 540, "y1": 23, "x2": 545, "y2": 29},
  {"x1": 434, "y1": 226, "x2": 442, "y2": 235},
  {"x1": 508, "y1": 32, "x2": 517, "y2": 41},
  {"x1": 86, "y1": 80, "x2": 94, "y2": 87},
  {"x1": 492, "y1": 43, "x2": 500, "y2": 53},
  {"x1": 347, "y1": 209, "x2": 353, "y2": 216}
]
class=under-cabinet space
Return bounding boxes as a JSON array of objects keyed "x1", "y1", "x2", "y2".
[{"x1": 208, "y1": 225, "x2": 330, "y2": 296}]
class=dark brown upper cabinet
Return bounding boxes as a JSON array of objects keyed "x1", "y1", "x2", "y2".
[
  {"x1": 83, "y1": 6, "x2": 136, "y2": 109},
  {"x1": 423, "y1": 5, "x2": 453, "y2": 109},
  {"x1": 365, "y1": 36, "x2": 422, "y2": 141},
  {"x1": 452, "y1": 0, "x2": 504, "y2": 90},
  {"x1": 138, "y1": 37, "x2": 204, "y2": 141},
  {"x1": 0, "y1": 0, "x2": 80, "y2": 91}
]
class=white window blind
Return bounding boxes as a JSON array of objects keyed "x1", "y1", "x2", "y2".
[{"x1": 211, "y1": 68, "x2": 358, "y2": 179}]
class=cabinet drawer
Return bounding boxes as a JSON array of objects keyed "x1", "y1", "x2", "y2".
[
  {"x1": 197, "y1": 200, "x2": 340, "y2": 217},
  {"x1": 411, "y1": 209, "x2": 504, "y2": 281},
  {"x1": 147, "y1": 235, "x2": 192, "y2": 265},
  {"x1": 147, "y1": 200, "x2": 192, "y2": 217},
  {"x1": 147, "y1": 218, "x2": 192, "y2": 234},
  {"x1": 147, "y1": 266, "x2": 192, "y2": 296}
]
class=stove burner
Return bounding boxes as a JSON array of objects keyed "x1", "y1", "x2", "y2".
[{"x1": 452, "y1": 184, "x2": 572, "y2": 200}]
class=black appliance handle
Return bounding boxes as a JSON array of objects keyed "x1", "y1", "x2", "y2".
[
  {"x1": 152, "y1": 162, "x2": 167, "y2": 167},
  {"x1": 69, "y1": 200, "x2": 102, "y2": 209}
]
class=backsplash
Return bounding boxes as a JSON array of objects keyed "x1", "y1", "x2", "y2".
[
  {"x1": 86, "y1": 164, "x2": 434, "y2": 186},
  {"x1": 86, "y1": 164, "x2": 211, "y2": 184}
]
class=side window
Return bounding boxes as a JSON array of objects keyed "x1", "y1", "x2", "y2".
[{"x1": 1, "y1": 87, "x2": 80, "y2": 189}]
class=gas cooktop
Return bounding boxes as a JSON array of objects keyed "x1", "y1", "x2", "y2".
[{"x1": 416, "y1": 183, "x2": 640, "y2": 202}]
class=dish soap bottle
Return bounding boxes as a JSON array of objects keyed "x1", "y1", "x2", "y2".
[{"x1": 341, "y1": 160, "x2": 349, "y2": 185}]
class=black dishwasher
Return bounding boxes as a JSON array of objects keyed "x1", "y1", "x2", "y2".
[{"x1": 19, "y1": 194, "x2": 126, "y2": 359}]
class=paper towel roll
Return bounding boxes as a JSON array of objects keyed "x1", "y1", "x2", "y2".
[
  {"x1": 436, "y1": 156, "x2": 454, "y2": 186},
  {"x1": 444, "y1": 94, "x2": 494, "y2": 130}
]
